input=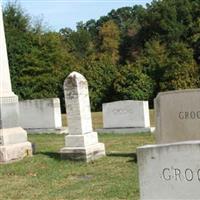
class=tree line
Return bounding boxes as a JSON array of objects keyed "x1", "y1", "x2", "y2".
[{"x1": 3, "y1": 0, "x2": 200, "y2": 111}]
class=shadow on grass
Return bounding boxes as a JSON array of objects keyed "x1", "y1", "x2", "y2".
[
  {"x1": 38, "y1": 152, "x2": 61, "y2": 161},
  {"x1": 107, "y1": 152, "x2": 137, "y2": 163},
  {"x1": 37, "y1": 151, "x2": 137, "y2": 163}
]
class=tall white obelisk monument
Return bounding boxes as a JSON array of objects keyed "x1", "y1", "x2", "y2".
[{"x1": 0, "y1": 3, "x2": 32, "y2": 163}]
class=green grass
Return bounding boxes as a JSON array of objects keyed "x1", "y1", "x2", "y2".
[
  {"x1": 0, "y1": 133, "x2": 155, "y2": 200},
  {"x1": 1, "y1": 111, "x2": 155, "y2": 199}
]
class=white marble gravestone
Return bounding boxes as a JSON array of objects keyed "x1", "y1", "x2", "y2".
[
  {"x1": 155, "y1": 89, "x2": 200, "y2": 143},
  {"x1": 137, "y1": 141, "x2": 200, "y2": 200},
  {"x1": 98, "y1": 100, "x2": 152, "y2": 133},
  {"x1": 60, "y1": 72, "x2": 105, "y2": 162},
  {"x1": 19, "y1": 98, "x2": 62, "y2": 132},
  {"x1": 0, "y1": 5, "x2": 32, "y2": 163}
]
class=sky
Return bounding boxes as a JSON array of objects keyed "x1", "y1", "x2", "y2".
[{"x1": 2, "y1": 0, "x2": 152, "y2": 31}]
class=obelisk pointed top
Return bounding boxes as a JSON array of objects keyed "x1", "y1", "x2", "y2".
[{"x1": 0, "y1": 3, "x2": 13, "y2": 96}]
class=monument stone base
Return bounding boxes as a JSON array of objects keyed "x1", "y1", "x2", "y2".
[
  {"x1": 60, "y1": 143, "x2": 105, "y2": 162},
  {"x1": 96, "y1": 127, "x2": 155, "y2": 134},
  {"x1": 0, "y1": 127, "x2": 32, "y2": 163},
  {"x1": 0, "y1": 141, "x2": 32, "y2": 163},
  {"x1": 60, "y1": 132, "x2": 105, "y2": 162},
  {"x1": 25, "y1": 127, "x2": 68, "y2": 134}
]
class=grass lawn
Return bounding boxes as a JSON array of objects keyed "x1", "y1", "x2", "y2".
[
  {"x1": 0, "y1": 133, "x2": 155, "y2": 200},
  {"x1": 0, "y1": 111, "x2": 155, "y2": 199}
]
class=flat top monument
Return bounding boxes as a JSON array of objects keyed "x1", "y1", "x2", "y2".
[{"x1": 155, "y1": 89, "x2": 200, "y2": 143}]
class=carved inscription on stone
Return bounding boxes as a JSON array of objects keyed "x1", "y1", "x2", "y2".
[
  {"x1": 178, "y1": 111, "x2": 200, "y2": 120},
  {"x1": 161, "y1": 167, "x2": 200, "y2": 182},
  {"x1": 137, "y1": 141, "x2": 200, "y2": 199},
  {"x1": 112, "y1": 108, "x2": 134, "y2": 114}
]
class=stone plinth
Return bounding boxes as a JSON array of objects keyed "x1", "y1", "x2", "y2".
[
  {"x1": 137, "y1": 141, "x2": 200, "y2": 200},
  {"x1": 0, "y1": 141, "x2": 32, "y2": 163},
  {"x1": 0, "y1": 96, "x2": 32, "y2": 163},
  {"x1": 60, "y1": 72, "x2": 105, "y2": 162},
  {"x1": 155, "y1": 89, "x2": 200, "y2": 143},
  {"x1": 60, "y1": 142, "x2": 105, "y2": 162},
  {"x1": 97, "y1": 127, "x2": 153, "y2": 134},
  {"x1": 0, "y1": 4, "x2": 32, "y2": 163}
]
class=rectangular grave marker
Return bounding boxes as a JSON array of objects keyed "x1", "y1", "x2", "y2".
[
  {"x1": 137, "y1": 141, "x2": 200, "y2": 200},
  {"x1": 19, "y1": 98, "x2": 62, "y2": 130},
  {"x1": 155, "y1": 89, "x2": 200, "y2": 143},
  {"x1": 97, "y1": 100, "x2": 153, "y2": 133},
  {"x1": 103, "y1": 100, "x2": 150, "y2": 128}
]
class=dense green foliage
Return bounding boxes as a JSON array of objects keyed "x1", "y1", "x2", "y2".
[{"x1": 3, "y1": 0, "x2": 200, "y2": 111}]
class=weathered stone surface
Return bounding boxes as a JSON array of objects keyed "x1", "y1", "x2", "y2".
[
  {"x1": 137, "y1": 141, "x2": 200, "y2": 200},
  {"x1": 60, "y1": 143, "x2": 105, "y2": 162},
  {"x1": 155, "y1": 89, "x2": 200, "y2": 143},
  {"x1": 0, "y1": 4, "x2": 32, "y2": 163},
  {"x1": 0, "y1": 142, "x2": 32, "y2": 163},
  {"x1": 61, "y1": 72, "x2": 105, "y2": 162},
  {"x1": 19, "y1": 98, "x2": 62, "y2": 130},
  {"x1": 0, "y1": 95, "x2": 19, "y2": 128},
  {"x1": 103, "y1": 100, "x2": 150, "y2": 128},
  {"x1": 0, "y1": 127, "x2": 28, "y2": 145},
  {"x1": 64, "y1": 72, "x2": 93, "y2": 135},
  {"x1": 64, "y1": 132, "x2": 98, "y2": 147}
]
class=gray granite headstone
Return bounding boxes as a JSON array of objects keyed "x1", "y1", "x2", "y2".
[
  {"x1": 19, "y1": 98, "x2": 62, "y2": 132},
  {"x1": 97, "y1": 100, "x2": 153, "y2": 134},
  {"x1": 103, "y1": 100, "x2": 150, "y2": 128},
  {"x1": 155, "y1": 89, "x2": 200, "y2": 143},
  {"x1": 137, "y1": 141, "x2": 200, "y2": 200}
]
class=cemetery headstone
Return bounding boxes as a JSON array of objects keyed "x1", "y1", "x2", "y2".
[
  {"x1": 98, "y1": 100, "x2": 153, "y2": 133},
  {"x1": 0, "y1": 5, "x2": 32, "y2": 163},
  {"x1": 19, "y1": 98, "x2": 64, "y2": 133},
  {"x1": 137, "y1": 141, "x2": 200, "y2": 200},
  {"x1": 155, "y1": 89, "x2": 200, "y2": 143},
  {"x1": 60, "y1": 72, "x2": 105, "y2": 162}
]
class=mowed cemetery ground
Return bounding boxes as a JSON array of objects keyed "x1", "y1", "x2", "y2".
[{"x1": 0, "y1": 111, "x2": 155, "y2": 200}]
